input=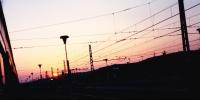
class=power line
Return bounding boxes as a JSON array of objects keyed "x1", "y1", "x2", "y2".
[
  {"x1": 92, "y1": 3, "x2": 180, "y2": 52},
  {"x1": 11, "y1": 25, "x2": 200, "y2": 42},
  {"x1": 96, "y1": 31, "x2": 181, "y2": 60},
  {"x1": 93, "y1": 30, "x2": 199, "y2": 60},
  {"x1": 13, "y1": 44, "x2": 62, "y2": 49},
  {"x1": 97, "y1": 38, "x2": 199, "y2": 65},
  {"x1": 69, "y1": 2, "x2": 200, "y2": 64},
  {"x1": 12, "y1": 40, "x2": 107, "y2": 49},
  {"x1": 11, "y1": 29, "x2": 175, "y2": 42},
  {"x1": 97, "y1": 2, "x2": 200, "y2": 55},
  {"x1": 134, "y1": 38, "x2": 200, "y2": 57},
  {"x1": 118, "y1": 1, "x2": 200, "y2": 35},
  {"x1": 93, "y1": 20, "x2": 200, "y2": 60},
  {"x1": 116, "y1": 2, "x2": 178, "y2": 33},
  {"x1": 13, "y1": 1, "x2": 200, "y2": 42},
  {"x1": 14, "y1": 2, "x2": 200, "y2": 68},
  {"x1": 91, "y1": 11, "x2": 180, "y2": 58},
  {"x1": 76, "y1": 38, "x2": 200, "y2": 68},
  {"x1": 8, "y1": 1, "x2": 155, "y2": 33},
  {"x1": 72, "y1": 1, "x2": 200, "y2": 68},
  {"x1": 126, "y1": 12, "x2": 200, "y2": 32},
  {"x1": 10, "y1": 33, "x2": 111, "y2": 41},
  {"x1": 185, "y1": 1, "x2": 200, "y2": 11},
  {"x1": 86, "y1": 2, "x2": 161, "y2": 52}
]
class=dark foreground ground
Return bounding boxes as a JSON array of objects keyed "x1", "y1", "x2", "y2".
[{"x1": 2, "y1": 50, "x2": 200, "y2": 100}]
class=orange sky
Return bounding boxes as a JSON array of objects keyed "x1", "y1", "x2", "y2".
[{"x1": 2, "y1": 0, "x2": 200, "y2": 82}]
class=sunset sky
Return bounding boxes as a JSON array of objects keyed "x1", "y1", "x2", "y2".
[{"x1": 2, "y1": 0, "x2": 200, "y2": 82}]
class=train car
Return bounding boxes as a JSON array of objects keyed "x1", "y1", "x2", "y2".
[{"x1": 0, "y1": 1, "x2": 19, "y2": 90}]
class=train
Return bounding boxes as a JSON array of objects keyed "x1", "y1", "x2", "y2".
[{"x1": 0, "y1": 1, "x2": 19, "y2": 90}]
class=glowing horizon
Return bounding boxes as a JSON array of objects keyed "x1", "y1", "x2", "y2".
[{"x1": 2, "y1": 0, "x2": 200, "y2": 82}]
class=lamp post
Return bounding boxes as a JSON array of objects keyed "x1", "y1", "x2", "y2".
[
  {"x1": 197, "y1": 28, "x2": 200, "y2": 44},
  {"x1": 60, "y1": 35, "x2": 71, "y2": 77},
  {"x1": 141, "y1": 56, "x2": 143, "y2": 61},
  {"x1": 197, "y1": 28, "x2": 200, "y2": 34},
  {"x1": 31, "y1": 72, "x2": 33, "y2": 81},
  {"x1": 103, "y1": 59, "x2": 108, "y2": 66},
  {"x1": 38, "y1": 64, "x2": 42, "y2": 79}
]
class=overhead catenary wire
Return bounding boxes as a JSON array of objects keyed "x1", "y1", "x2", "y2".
[
  {"x1": 8, "y1": 1, "x2": 156, "y2": 34},
  {"x1": 93, "y1": 38, "x2": 200, "y2": 66},
  {"x1": 78, "y1": 40, "x2": 200, "y2": 68},
  {"x1": 85, "y1": 0, "x2": 159, "y2": 57},
  {"x1": 92, "y1": 3, "x2": 180, "y2": 52},
  {"x1": 97, "y1": 2, "x2": 200, "y2": 55},
  {"x1": 11, "y1": 3, "x2": 200, "y2": 43},
  {"x1": 11, "y1": 25, "x2": 200, "y2": 42},
  {"x1": 116, "y1": 2, "x2": 178, "y2": 34},
  {"x1": 10, "y1": 0, "x2": 162, "y2": 64},
  {"x1": 10, "y1": 33, "x2": 112, "y2": 41},
  {"x1": 13, "y1": 2, "x2": 200, "y2": 56},
  {"x1": 91, "y1": 18, "x2": 200, "y2": 61},
  {"x1": 12, "y1": 1, "x2": 200, "y2": 72},
  {"x1": 73, "y1": 31, "x2": 179, "y2": 66},
  {"x1": 97, "y1": 20, "x2": 200, "y2": 59},
  {"x1": 68, "y1": 2, "x2": 200, "y2": 64},
  {"x1": 90, "y1": 11, "x2": 180, "y2": 59},
  {"x1": 72, "y1": 1, "x2": 200, "y2": 69},
  {"x1": 96, "y1": 30, "x2": 181, "y2": 60},
  {"x1": 12, "y1": 40, "x2": 107, "y2": 49}
]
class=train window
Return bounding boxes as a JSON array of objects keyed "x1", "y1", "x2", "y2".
[
  {"x1": 0, "y1": 53, "x2": 5, "y2": 85},
  {"x1": 0, "y1": 24, "x2": 6, "y2": 51}
]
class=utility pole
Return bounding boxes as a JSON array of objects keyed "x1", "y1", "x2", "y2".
[
  {"x1": 63, "y1": 60, "x2": 66, "y2": 73},
  {"x1": 51, "y1": 67, "x2": 54, "y2": 77},
  {"x1": 57, "y1": 68, "x2": 59, "y2": 76},
  {"x1": 89, "y1": 44, "x2": 94, "y2": 71},
  {"x1": 178, "y1": 0, "x2": 190, "y2": 52}
]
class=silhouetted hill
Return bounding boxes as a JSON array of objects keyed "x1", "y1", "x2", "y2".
[
  {"x1": 87, "y1": 50, "x2": 200, "y2": 83},
  {"x1": 6, "y1": 50, "x2": 200, "y2": 100}
]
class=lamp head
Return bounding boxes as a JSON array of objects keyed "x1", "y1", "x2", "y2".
[
  {"x1": 38, "y1": 64, "x2": 42, "y2": 68},
  {"x1": 60, "y1": 35, "x2": 69, "y2": 44}
]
